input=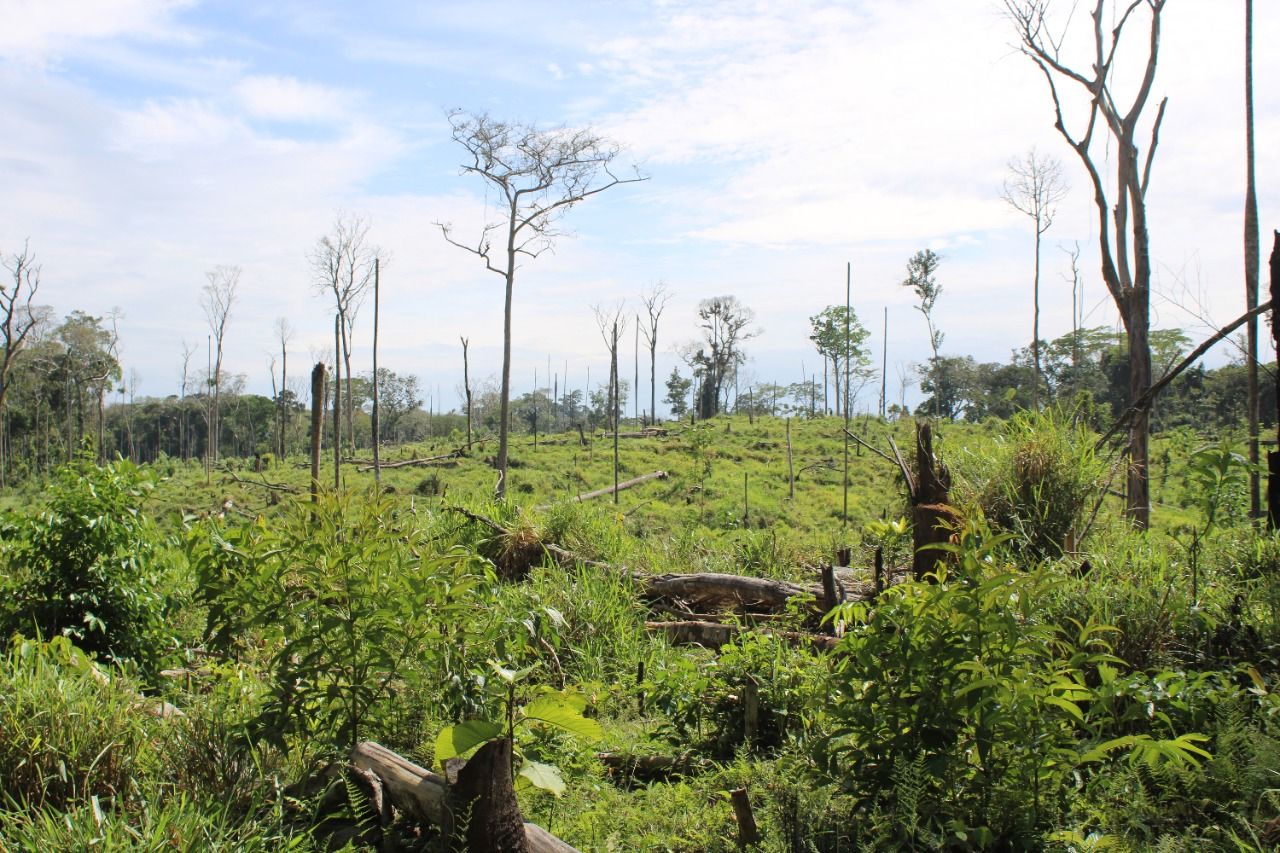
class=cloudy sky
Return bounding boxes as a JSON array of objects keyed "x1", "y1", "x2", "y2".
[{"x1": 1, "y1": 0, "x2": 1276, "y2": 416}]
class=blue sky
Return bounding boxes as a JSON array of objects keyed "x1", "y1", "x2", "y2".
[{"x1": 1, "y1": 0, "x2": 1276, "y2": 416}]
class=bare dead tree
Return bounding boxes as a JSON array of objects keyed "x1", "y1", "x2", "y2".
[
  {"x1": 640, "y1": 282, "x2": 670, "y2": 424},
  {"x1": 438, "y1": 111, "x2": 646, "y2": 499},
  {"x1": 274, "y1": 318, "x2": 294, "y2": 460},
  {"x1": 1002, "y1": 148, "x2": 1067, "y2": 408},
  {"x1": 311, "y1": 212, "x2": 377, "y2": 455},
  {"x1": 460, "y1": 336, "x2": 473, "y2": 446},
  {"x1": 1245, "y1": 0, "x2": 1261, "y2": 517},
  {"x1": 201, "y1": 265, "x2": 239, "y2": 469},
  {"x1": 594, "y1": 303, "x2": 629, "y2": 504},
  {"x1": 1006, "y1": 0, "x2": 1168, "y2": 529},
  {"x1": 179, "y1": 340, "x2": 196, "y2": 461},
  {"x1": 370, "y1": 258, "x2": 382, "y2": 484},
  {"x1": 0, "y1": 243, "x2": 41, "y2": 486}
]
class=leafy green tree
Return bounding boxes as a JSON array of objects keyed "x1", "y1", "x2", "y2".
[
  {"x1": 0, "y1": 456, "x2": 170, "y2": 675},
  {"x1": 664, "y1": 368, "x2": 692, "y2": 419},
  {"x1": 809, "y1": 305, "x2": 873, "y2": 417},
  {"x1": 683, "y1": 296, "x2": 758, "y2": 419}
]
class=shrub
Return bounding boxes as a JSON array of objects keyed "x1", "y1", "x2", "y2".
[
  {"x1": 0, "y1": 456, "x2": 172, "y2": 674},
  {"x1": 0, "y1": 635, "x2": 155, "y2": 811},
  {"x1": 191, "y1": 490, "x2": 490, "y2": 752},
  {"x1": 970, "y1": 406, "x2": 1105, "y2": 561}
]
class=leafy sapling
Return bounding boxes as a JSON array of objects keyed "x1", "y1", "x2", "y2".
[{"x1": 434, "y1": 660, "x2": 601, "y2": 796}]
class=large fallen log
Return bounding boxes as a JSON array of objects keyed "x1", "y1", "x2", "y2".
[
  {"x1": 646, "y1": 620, "x2": 839, "y2": 652},
  {"x1": 357, "y1": 451, "x2": 460, "y2": 472},
  {"x1": 349, "y1": 740, "x2": 579, "y2": 852},
  {"x1": 640, "y1": 572, "x2": 817, "y2": 614}
]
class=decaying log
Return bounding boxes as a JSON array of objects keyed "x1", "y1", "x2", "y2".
[
  {"x1": 645, "y1": 620, "x2": 839, "y2": 652},
  {"x1": 730, "y1": 787, "x2": 761, "y2": 847},
  {"x1": 602, "y1": 428, "x2": 669, "y2": 439},
  {"x1": 349, "y1": 740, "x2": 579, "y2": 853},
  {"x1": 554, "y1": 470, "x2": 668, "y2": 506},
  {"x1": 640, "y1": 572, "x2": 815, "y2": 614},
  {"x1": 595, "y1": 751, "x2": 701, "y2": 782},
  {"x1": 358, "y1": 451, "x2": 459, "y2": 471}
]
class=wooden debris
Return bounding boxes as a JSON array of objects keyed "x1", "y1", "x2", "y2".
[{"x1": 645, "y1": 620, "x2": 839, "y2": 652}]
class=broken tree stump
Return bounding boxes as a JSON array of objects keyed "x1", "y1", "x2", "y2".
[{"x1": 911, "y1": 422, "x2": 954, "y2": 581}]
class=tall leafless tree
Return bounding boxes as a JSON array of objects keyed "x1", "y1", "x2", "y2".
[
  {"x1": 1006, "y1": 0, "x2": 1168, "y2": 529},
  {"x1": 274, "y1": 318, "x2": 294, "y2": 460},
  {"x1": 201, "y1": 265, "x2": 239, "y2": 469},
  {"x1": 1245, "y1": 0, "x2": 1261, "y2": 517},
  {"x1": 438, "y1": 111, "x2": 646, "y2": 499},
  {"x1": 594, "y1": 303, "x2": 628, "y2": 504},
  {"x1": 311, "y1": 212, "x2": 377, "y2": 454},
  {"x1": 639, "y1": 282, "x2": 670, "y2": 424},
  {"x1": 0, "y1": 242, "x2": 41, "y2": 486},
  {"x1": 1002, "y1": 148, "x2": 1068, "y2": 408}
]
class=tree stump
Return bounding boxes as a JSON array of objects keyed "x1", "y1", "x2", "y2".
[
  {"x1": 450, "y1": 737, "x2": 528, "y2": 853},
  {"x1": 911, "y1": 422, "x2": 954, "y2": 581}
]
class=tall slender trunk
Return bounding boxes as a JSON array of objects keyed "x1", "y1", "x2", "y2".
[
  {"x1": 461, "y1": 337, "x2": 472, "y2": 446},
  {"x1": 371, "y1": 258, "x2": 382, "y2": 485},
  {"x1": 611, "y1": 319, "x2": 620, "y2": 505},
  {"x1": 495, "y1": 237, "x2": 515, "y2": 499},
  {"x1": 1245, "y1": 0, "x2": 1261, "y2": 518},
  {"x1": 310, "y1": 363, "x2": 324, "y2": 505},
  {"x1": 333, "y1": 314, "x2": 341, "y2": 490},
  {"x1": 278, "y1": 339, "x2": 288, "y2": 460},
  {"x1": 1032, "y1": 223, "x2": 1042, "y2": 408}
]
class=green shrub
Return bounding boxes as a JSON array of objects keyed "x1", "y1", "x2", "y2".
[
  {"x1": 0, "y1": 456, "x2": 172, "y2": 674},
  {"x1": 969, "y1": 406, "x2": 1104, "y2": 561},
  {"x1": 191, "y1": 490, "x2": 490, "y2": 752}
]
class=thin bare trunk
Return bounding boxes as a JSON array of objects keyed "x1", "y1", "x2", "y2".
[
  {"x1": 333, "y1": 315, "x2": 341, "y2": 490},
  {"x1": 371, "y1": 258, "x2": 381, "y2": 485},
  {"x1": 1246, "y1": 0, "x2": 1261, "y2": 517}
]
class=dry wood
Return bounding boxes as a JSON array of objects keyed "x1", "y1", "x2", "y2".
[
  {"x1": 224, "y1": 471, "x2": 300, "y2": 493},
  {"x1": 730, "y1": 787, "x2": 761, "y2": 848},
  {"x1": 349, "y1": 740, "x2": 579, "y2": 852},
  {"x1": 640, "y1": 572, "x2": 814, "y2": 614},
  {"x1": 595, "y1": 751, "x2": 701, "y2": 781},
  {"x1": 564, "y1": 470, "x2": 668, "y2": 504},
  {"x1": 645, "y1": 620, "x2": 839, "y2": 652},
  {"x1": 603, "y1": 428, "x2": 669, "y2": 438}
]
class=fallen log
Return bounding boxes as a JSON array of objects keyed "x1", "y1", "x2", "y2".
[
  {"x1": 554, "y1": 470, "x2": 668, "y2": 506},
  {"x1": 595, "y1": 751, "x2": 702, "y2": 782},
  {"x1": 358, "y1": 451, "x2": 460, "y2": 472},
  {"x1": 645, "y1": 620, "x2": 839, "y2": 652},
  {"x1": 349, "y1": 740, "x2": 579, "y2": 852},
  {"x1": 640, "y1": 572, "x2": 816, "y2": 614},
  {"x1": 224, "y1": 471, "x2": 301, "y2": 494}
]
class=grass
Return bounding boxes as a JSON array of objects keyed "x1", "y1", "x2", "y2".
[{"x1": 3, "y1": 414, "x2": 1279, "y2": 850}]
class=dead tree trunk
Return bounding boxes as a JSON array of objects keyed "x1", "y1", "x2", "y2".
[
  {"x1": 911, "y1": 422, "x2": 953, "y2": 581},
  {"x1": 1268, "y1": 233, "x2": 1280, "y2": 528},
  {"x1": 462, "y1": 336, "x2": 473, "y2": 448},
  {"x1": 450, "y1": 737, "x2": 527, "y2": 852},
  {"x1": 309, "y1": 363, "x2": 325, "y2": 504}
]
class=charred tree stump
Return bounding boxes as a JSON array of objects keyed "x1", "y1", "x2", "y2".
[
  {"x1": 730, "y1": 787, "x2": 762, "y2": 848},
  {"x1": 911, "y1": 422, "x2": 953, "y2": 581},
  {"x1": 450, "y1": 737, "x2": 527, "y2": 853}
]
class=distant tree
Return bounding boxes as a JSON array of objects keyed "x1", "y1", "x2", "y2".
[
  {"x1": 664, "y1": 368, "x2": 692, "y2": 419},
  {"x1": 356, "y1": 368, "x2": 422, "y2": 443},
  {"x1": 903, "y1": 249, "x2": 944, "y2": 416},
  {"x1": 684, "y1": 296, "x2": 758, "y2": 419},
  {"x1": 310, "y1": 213, "x2": 377, "y2": 453},
  {"x1": 201, "y1": 265, "x2": 238, "y2": 466},
  {"x1": 639, "y1": 282, "x2": 671, "y2": 423},
  {"x1": 1006, "y1": 0, "x2": 1169, "y2": 528},
  {"x1": 809, "y1": 305, "x2": 873, "y2": 417},
  {"x1": 1002, "y1": 148, "x2": 1067, "y2": 407},
  {"x1": 438, "y1": 111, "x2": 645, "y2": 499}
]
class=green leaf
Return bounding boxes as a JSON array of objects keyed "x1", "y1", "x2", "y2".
[
  {"x1": 522, "y1": 693, "x2": 602, "y2": 740},
  {"x1": 517, "y1": 759, "x2": 566, "y2": 796},
  {"x1": 434, "y1": 719, "x2": 503, "y2": 765}
]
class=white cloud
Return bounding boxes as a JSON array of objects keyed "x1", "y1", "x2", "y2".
[
  {"x1": 0, "y1": 0, "x2": 193, "y2": 63},
  {"x1": 235, "y1": 74, "x2": 355, "y2": 123}
]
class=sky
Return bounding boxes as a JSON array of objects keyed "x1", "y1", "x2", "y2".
[{"x1": 1, "y1": 0, "x2": 1276, "y2": 418}]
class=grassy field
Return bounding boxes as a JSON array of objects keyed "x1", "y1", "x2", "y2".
[{"x1": 2, "y1": 412, "x2": 1276, "y2": 851}]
